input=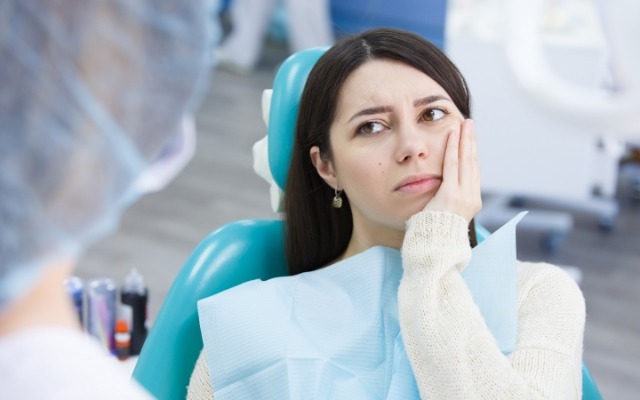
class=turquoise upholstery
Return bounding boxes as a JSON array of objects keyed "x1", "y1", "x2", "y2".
[
  {"x1": 133, "y1": 220, "x2": 287, "y2": 399},
  {"x1": 132, "y1": 49, "x2": 602, "y2": 400},
  {"x1": 267, "y1": 47, "x2": 326, "y2": 191},
  {"x1": 132, "y1": 48, "x2": 325, "y2": 400}
]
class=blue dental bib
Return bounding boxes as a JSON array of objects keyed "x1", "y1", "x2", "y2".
[{"x1": 198, "y1": 213, "x2": 526, "y2": 399}]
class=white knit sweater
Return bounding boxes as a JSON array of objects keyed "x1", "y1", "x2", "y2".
[{"x1": 187, "y1": 211, "x2": 585, "y2": 399}]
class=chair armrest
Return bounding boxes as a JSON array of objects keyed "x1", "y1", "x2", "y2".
[{"x1": 132, "y1": 219, "x2": 287, "y2": 399}]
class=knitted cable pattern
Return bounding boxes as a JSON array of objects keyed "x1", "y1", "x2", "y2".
[{"x1": 399, "y1": 210, "x2": 585, "y2": 399}]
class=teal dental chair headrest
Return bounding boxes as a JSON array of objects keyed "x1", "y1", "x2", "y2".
[{"x1": 267, "y1": 47, "x2": 327, "y2": 190}]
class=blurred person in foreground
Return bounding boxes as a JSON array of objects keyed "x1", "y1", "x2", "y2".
[{"x1": 0, "y1": 0, "x2": 215, "y2": 398}]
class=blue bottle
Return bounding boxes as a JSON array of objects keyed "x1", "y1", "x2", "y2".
[{"x1": 63, "y1": 276, "x2": 84, "y2": 326}]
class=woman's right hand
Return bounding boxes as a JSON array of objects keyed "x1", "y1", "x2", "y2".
[{"x1": 422, "y1": 119, "x2": 482, "y2": 222}]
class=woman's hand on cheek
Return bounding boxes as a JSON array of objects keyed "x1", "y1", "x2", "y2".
[{"x1": 423, "y1": 119, "x2": 482, "y2": 222}]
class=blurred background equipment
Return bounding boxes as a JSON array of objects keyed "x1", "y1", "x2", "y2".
[{"x1": 446, "y1": 0, "x2": 639, "y2": 252}]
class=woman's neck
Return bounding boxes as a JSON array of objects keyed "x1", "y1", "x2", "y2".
[
  {"x1": 0, "y1": 259, "x2": 81, "y2": 336},
  {"x1": 338, "y1": 215, "x2": 405, "y2": 262}
]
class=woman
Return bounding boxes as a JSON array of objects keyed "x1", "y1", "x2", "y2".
[
  {"x1": 0, "y1": 1, "x2": 213, "y2": 398},
  {"x1": 189, "y1": 28, "x2": 585, "y2": 399}
]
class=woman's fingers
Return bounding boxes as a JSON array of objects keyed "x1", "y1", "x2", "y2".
[
  {"x1": 442, "y1": 129, "x2": 460, "y2": 188},
  {"x1": 470, "y1": 121, "x2": 481, "y2": 198},
  {"x1": 422, "y1": 128, "x2": 459, "y2": 215},
  {"x1": 424, "y1": 119, "x2": 482, "y2": 222},
  {"x1": 463, "y1": 119, "x2": 481, "y2": 191},
  {"x1": 458, "y1": 119, "x2": 473, "y2": 187},
  {"x1": 460, "y1": 119, "x2": 482, "y2": 213}
]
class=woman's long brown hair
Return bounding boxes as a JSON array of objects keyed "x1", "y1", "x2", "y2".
[{"x1": 285, "y1": 28, "x2": 476, "y2": 275}]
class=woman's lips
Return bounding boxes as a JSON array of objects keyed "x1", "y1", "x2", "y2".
[{"x1": 395, "y1": 175, "x2": 442, "y2": 194}]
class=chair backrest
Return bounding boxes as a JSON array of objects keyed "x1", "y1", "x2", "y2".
[
  {"x1": 132, "y1": 48, "x2": 325, "y2": 400},
  {"x1": 133, "y1": 220, "x2": 286, "y2": 399},
  {"x1": 132, "y1": 48, "x2": 602, "y2": 400}
]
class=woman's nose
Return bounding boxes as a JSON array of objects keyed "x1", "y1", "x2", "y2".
[{"x1": 395, "y1": 124, "x2": 428, "y2": 163}]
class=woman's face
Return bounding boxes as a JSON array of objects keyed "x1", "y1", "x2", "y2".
[{"x1": 311, "y1": 59, "x2": 465, "y2": 247}]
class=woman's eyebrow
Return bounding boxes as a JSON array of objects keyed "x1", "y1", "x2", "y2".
[
  {"x1": 413, "y1": 94, "x2": 450, "y2": 107},
  {"x1": 347, "y1": 105, "x2": 393, "y2": 123},
  {"x1": 347, "y1": 95, "x2": 451, "y2": 123}
]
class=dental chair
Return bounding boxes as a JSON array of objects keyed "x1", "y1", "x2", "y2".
[{"x1": 132, "y1": 49, "x2": 602, "y2": 400}]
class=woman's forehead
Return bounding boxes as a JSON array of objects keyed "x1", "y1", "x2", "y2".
[{"x1": 335, "y1": 59, "x2": 450, "y2": 117}]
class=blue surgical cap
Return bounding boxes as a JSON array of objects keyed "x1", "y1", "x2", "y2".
[{"x1": 0, "y1": 0, "x2": 217, "y2": 311}]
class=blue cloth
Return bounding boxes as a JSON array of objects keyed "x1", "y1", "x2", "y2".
[{"x1": 198, "y1": 212, "x2": 526, "y2": 399}]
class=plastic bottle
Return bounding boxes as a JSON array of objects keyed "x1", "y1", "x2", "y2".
[
  {"x1": 87, "y1": 278, "x2": 117, "y2": 353},
  {"x1": 120, "y1": 268, "x2": 148, "y2": 355},
  {"x1": 63, "y1": 276, "x2": 84, "y2": 327},
  {"x1": 114, "y1": 319, "x2": 131, "y2": 361}
]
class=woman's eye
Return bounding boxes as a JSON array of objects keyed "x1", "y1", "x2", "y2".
[
  {"x1": 421, "y1": 108, "x2": 447, "y2": 122},
  {"x1": 357, "y1": 121, "x2": 385, "y2": 135}
]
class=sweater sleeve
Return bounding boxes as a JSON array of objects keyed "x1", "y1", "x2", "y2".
[
  {"x1": 398, "y1": 210, "x2": 585, "y2": 399},
  {"x1": 186, "y1": 350, "x2": 215, "y2": 400}
]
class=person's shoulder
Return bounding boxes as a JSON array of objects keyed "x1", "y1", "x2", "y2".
[
  {"x1": 0, "y1": 328, "x2": 153, "y2": 399},
  {"x1": 515, "y1": 260, "x2": 585, "y2": 312}
]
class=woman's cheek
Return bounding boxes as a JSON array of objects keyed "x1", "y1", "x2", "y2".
[{"x1": 429, "y1": 130, "x2": 450, "y2": 165}]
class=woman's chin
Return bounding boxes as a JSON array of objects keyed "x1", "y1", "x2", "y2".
[{"x1": 406, "y1": 197, "x2": 433, "y2": 217}]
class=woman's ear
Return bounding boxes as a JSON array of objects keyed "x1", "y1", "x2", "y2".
[{"x1": 310, "y1": 146, "x2": 338, "y2": 188}]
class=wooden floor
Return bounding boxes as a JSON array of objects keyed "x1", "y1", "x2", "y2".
[{"x1": 78, "y1": 43, "x2": 639, "y2": 399}]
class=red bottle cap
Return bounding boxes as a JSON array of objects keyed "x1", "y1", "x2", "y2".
[{"x1": 115, "y1": 319, "x2": 129, "y2": 333}]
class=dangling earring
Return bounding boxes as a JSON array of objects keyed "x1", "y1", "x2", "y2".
[{"x1": 332, "y1": 187, "x2": 343, "y2": 209}]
